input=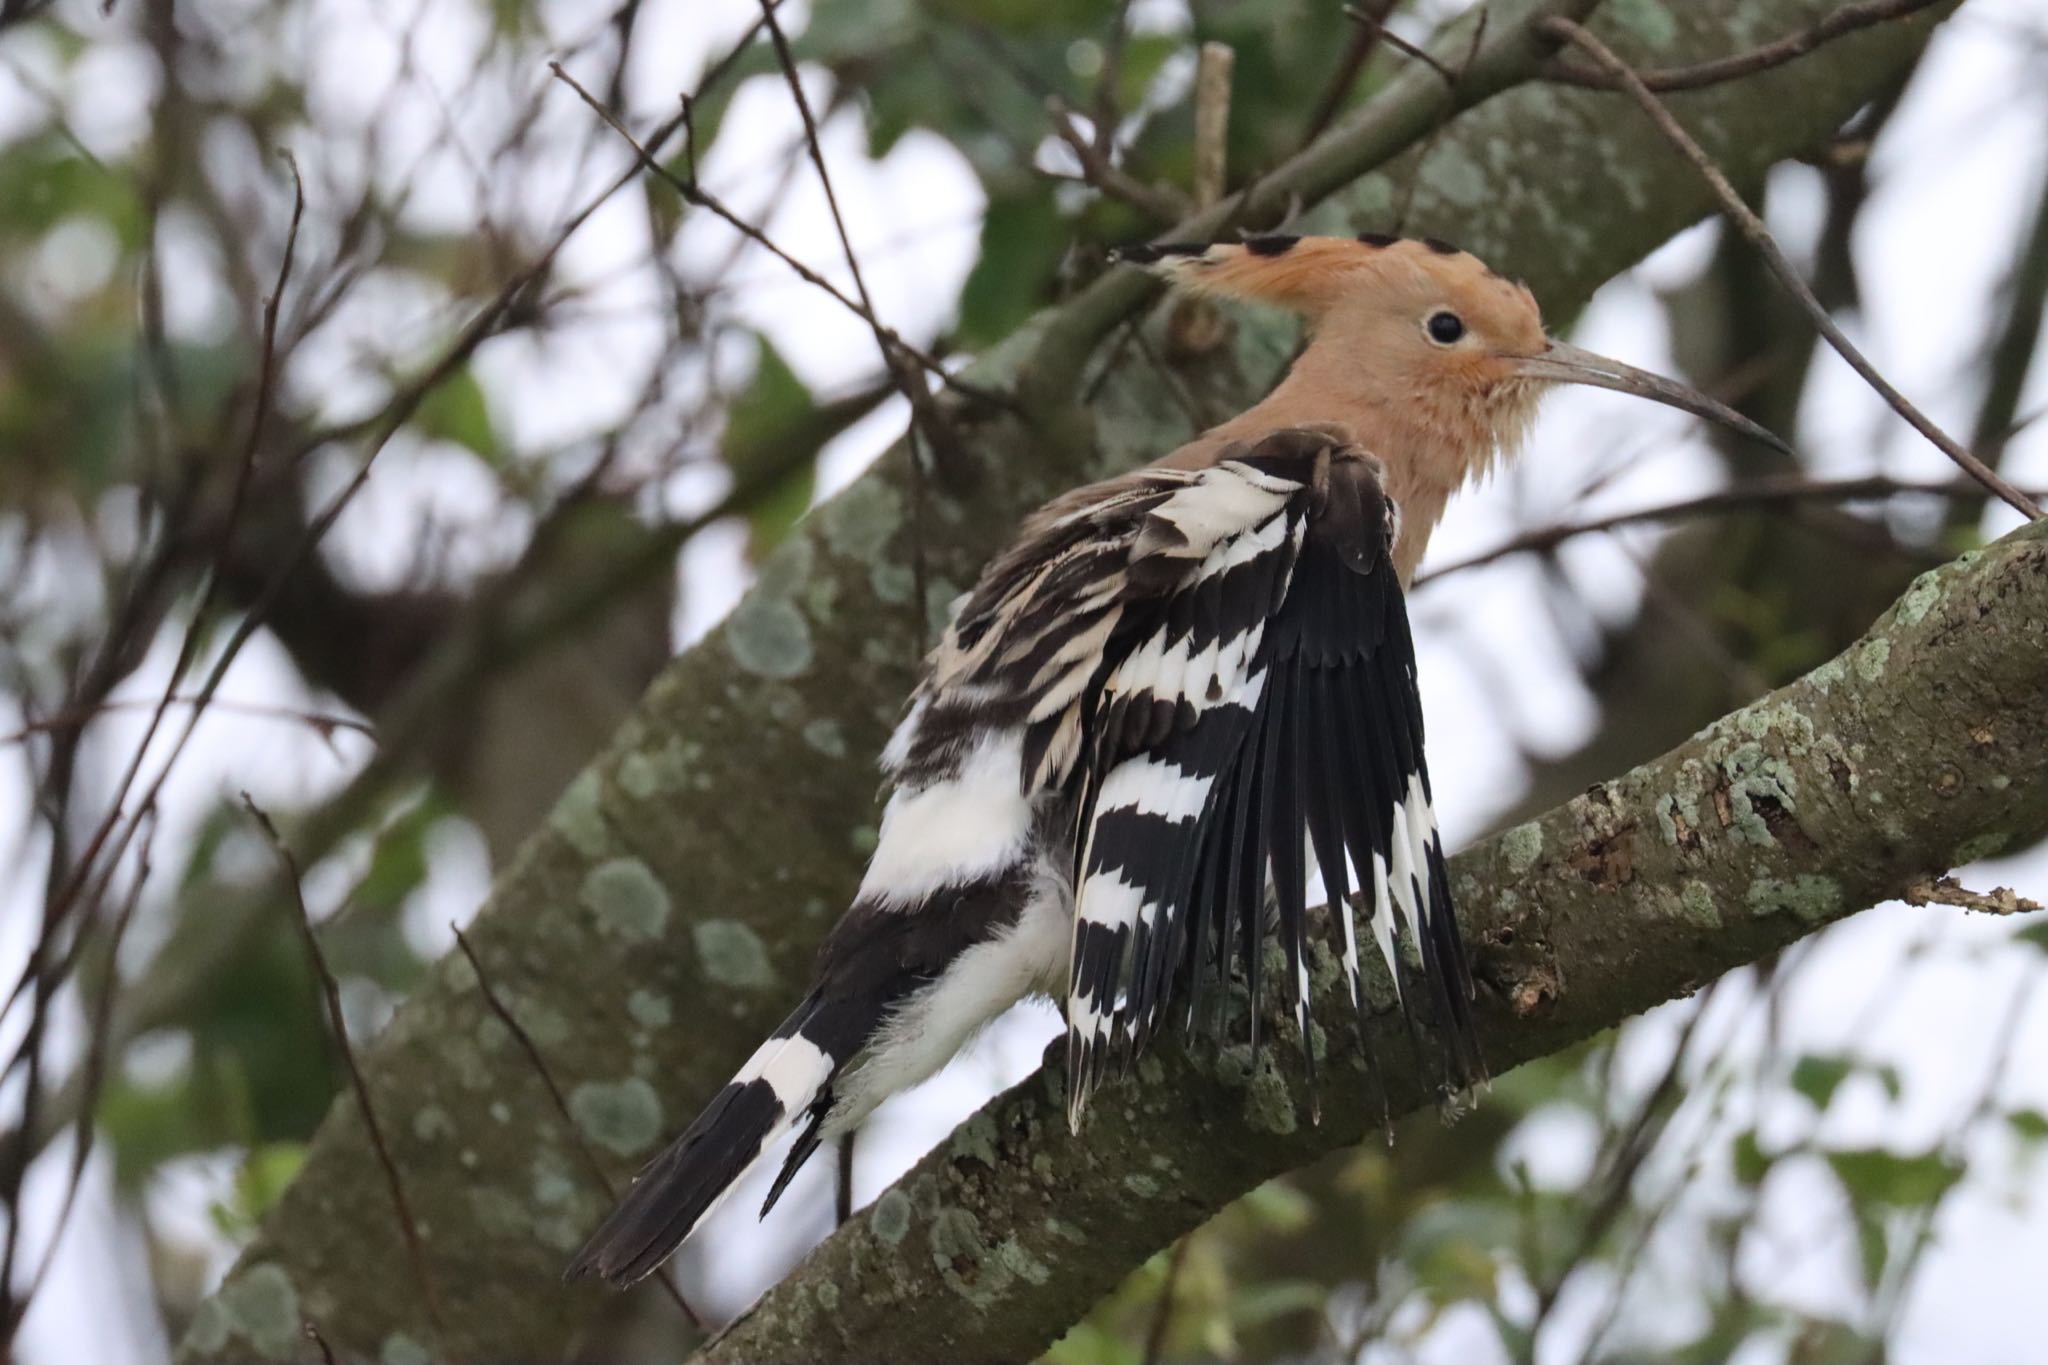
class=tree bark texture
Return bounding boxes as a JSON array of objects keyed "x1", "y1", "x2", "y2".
[{"x1": 179, "y1": 2, "x2": 1962, "y2": 1359}]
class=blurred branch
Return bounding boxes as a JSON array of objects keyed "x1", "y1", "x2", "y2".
[
  {"x1": 1541, "y1": 16, "x2": 2043, "y2": 522},
  {"x1": 1542, "y1": 0, "x2": 1947, "y2": 91},
  {"x1": 1414, "y1": 473, "x2": 2047, "y2": 584},
  {"x1": 1950, "y1": 132, "x2": 2048, "y2": 534},
  {"x1": 700, "y1": 520, "x2": 2048, "y2": 1364}
]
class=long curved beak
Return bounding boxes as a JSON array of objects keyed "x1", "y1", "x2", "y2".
[{"x1": 1515, "y1": 340, "x2": 1792, "y2": 456}]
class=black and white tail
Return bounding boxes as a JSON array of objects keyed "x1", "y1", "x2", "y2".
[{"x1": 564, "y1": 994, "x2": 876, "y2": 1287}]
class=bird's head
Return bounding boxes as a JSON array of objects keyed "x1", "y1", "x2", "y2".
[{"x1": 1117, "y1": 233, "x2": 1788, "y2": 467}]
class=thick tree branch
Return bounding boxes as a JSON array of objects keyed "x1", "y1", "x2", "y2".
[
  {"x1": 180, "y1": 2, "x2": 1960, "y2": 1359},
  {"x1": 702, "y1": 518, "x2": 2048, "y2": 1364}
]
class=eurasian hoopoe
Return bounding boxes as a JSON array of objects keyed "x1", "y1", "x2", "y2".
[{"x1": 567, "y1": 234, "x2": 1785, "y2": 1288}]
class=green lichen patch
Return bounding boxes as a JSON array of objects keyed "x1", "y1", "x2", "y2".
[
  {"x1": 727, "y1": 597, "x2": 814, "y2": 679},
  {"x1": 1718, "y1": 743, "x2": 1801, "y2": 848},
  {"x1": 869, "y1": 561, "x2": 916, "y2": 606},
  {"x1": 1806, "y1": 656, "x2": 1848, "y2": 693},
  {"x1": 1955, "y1": 830, "x2": 2012, "y2": 864},
  {"x1": 802, "y1": 718, "x2": 848, "y2": 759},
  {"x1": 217, "y1": 1262, "x2": 301, "y2": 1360},
  {"x1": 1897, "y1": 571, "x2": 1943, "y2": 626},
  {"x1": 1502, "y1": 821, "x2": 1543, "y2": 874},
  {"x1": 410, "y1": 1106, "x2": 456, "y2": 1144},
  {"x1": 928, "y1": 1207, "x2": 1046, "y2": 1307},
  {"x1": 626, "y1": 989, "x2": 673, "y2": 1029},
  {"x1": 1242, "y1": 1058, "x2": 1299, "y2": 1136},
  {"x1": 693, "y1": 919, "x2": 777, "y2": 991},
  {"x1": 1678, "y1": 880, "x2": 1721, "y2": 929},
  {"x1": 381, "y1": 1333, "x2": 433, "y2": 1365},
  {"x1": 1607, "y1": 0, "x2": 1679, "y2": 48},
  {"x1": 950, "y1": 1110, "x2": 1000, "y2": 1168},
  {"x1": 550, "y1": 770, "x2": 610, "y2": 859},
  {"x1": 619, "y1": 738, "x2": 698, "y2": 801},
  {"x1": 581, "y1": 858, "x2": 672, "y2": 940},
  {"x1": 1746, "y1": 875, "x2": 1842, "y2": 924},
  {"x1": 569, "y1": 1077, "x2": 665, "y2": 1157},
  {"x1": 870, "y1": 1187, "x2": 914, "y2": 1246},
  {"x1": 1122, "y1": 1172, "x2": 1161, "y2": 1198},
  {"x1": 1856, "y1": 637, "x2": 1891, "y2": 683},
  {"x1": 820, "y1": 477, "x2": 904, "y2": 563}
]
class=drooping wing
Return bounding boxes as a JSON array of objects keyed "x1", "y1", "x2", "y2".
[{"x1": 1062, "y1": 428, "x2": 1482, "y2": 1128}]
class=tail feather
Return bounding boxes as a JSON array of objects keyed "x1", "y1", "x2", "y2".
[{"x1": 564, "y1": 1002, "x2": 841, "y2": 1287}]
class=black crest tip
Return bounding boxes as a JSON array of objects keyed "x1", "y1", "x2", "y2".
[
  {"x1": 1110, "y1": 242, "x2": 1207, "y2": 267},
  {"x1": 1241, "y1": 232, "x2": 1300, "y2": 256}
]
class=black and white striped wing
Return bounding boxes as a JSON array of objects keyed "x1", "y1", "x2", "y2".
[{"x1": 1063, "y1": 429, "x2": 1482, "y2": 1127}]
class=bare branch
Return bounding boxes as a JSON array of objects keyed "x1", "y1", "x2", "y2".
[
  {"x1": 1902, "y1": 876, "x2": 2043, "y2": 916},
  {"x1": 453, "y1": 928, "x2": 704, "y2": 1331},
  {"x1": 241, "y1": 795, "x2": 447, "y2": 1352},
  {"x1": 1046, "y1": 98, "x2": 1192, "y2": 220},
  {"x1": 1414, "y1": 473, "x2": 2048, "y2": 585},
  {"x1": 1539, "y1": 17, "x2": 2043, "y2": 522},
  {"x1": 1543, "y1": 0, "x2": 1948, "y2": 92}
]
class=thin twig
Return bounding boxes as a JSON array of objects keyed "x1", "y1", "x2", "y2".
[
  {"x1": 754, "y1": 0, "x2": 947, "y2": 658},
  {"x1": 1090, "y1": 0, "x2": 1135, "y2": 159},
  {"x1": 1902, "y1": 875, "x2": 2042, "y2": 916},
  {"x1": 1391, "y1": 7, "x2": 1487, "y2": 235},
  {"x1": 1140, "y1": 1237, "x2": 1192, "y2": 1365},
  {"x1": 1539, "y1": 18, "x2": 2043, "y2": 522},
  {"x1": 242, "y1": 795, "x2": 447, "y2": 1350},
  {"x1": 1543, "y1": 0, "x2": 1947, "y2": 92},
  {"x1": 1343, "y1": 5, "x2": 1457, "y2": 82},
  {"x1": 20, "y1": 817, "x2": 153, "y2": 1312},
  {"x1": 1414, "y1": 474, "x2": 2047, "y2": 585},
  {"x1": 0, "y1": 695, "x2": 375, "y2": 748},
  {"x1": 1046, "y1": 98, "x2": 1191, "y2": 220},
  {"x1": 545, "y1": 62, "x2": 1002, "y2": 412},
  {"x1": 1303, "y1": 0, "x2": 1396, "y2": 147},
  {"x1": 452, "y1": 928, "x2": 703, "y2": 1329}
]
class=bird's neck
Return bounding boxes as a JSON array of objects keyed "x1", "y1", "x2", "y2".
[{"x1": 1162, "y1": 352, "x2": 1498, "y2": 583}]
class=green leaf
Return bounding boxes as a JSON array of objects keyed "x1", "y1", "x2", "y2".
[
  {"x1": 1825, "y1": 1147, "x2": 1963, "y2": 1209},
  {"x1": 212, "y1": 1142, "x2": 309, "y2": 1237},
  {"x1": 957, "y1": 188, "x2": 1068, "y2": 349},
  {"x1": 2008, "y1": 1109, "x2": 2048, "y2": 1143},
  {"x1": 414, "y1": 366, "x2": 500, "y2": 461},
  {"x1": 2016, "y1": 920, "x2": 2048, "y2": 953},
  {"x1": 725, "y1": 337, "x2": 822, "y2": 555},
  {"x1": 1791, "y1": 1054, "x2": 1854, "y2": 1110},
  {"x1": 1732, "y1": 1130, "x2": 1771, "y2": 1186}
]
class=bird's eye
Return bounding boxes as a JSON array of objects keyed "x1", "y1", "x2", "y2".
[{"x1": 1426, "y1": 311, "x2": 1465, "y2": 345}]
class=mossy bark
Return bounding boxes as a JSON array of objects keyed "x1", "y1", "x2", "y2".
[
  {"x1": 701, "y1": 520, "x2": 2048, "y2": 1365},
  {"x1": 181, "y1": 2, "x2": 1963, "y2": 1360}
]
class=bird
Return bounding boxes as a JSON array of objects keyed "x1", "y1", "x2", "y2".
[{"x1": 565, "y1": 233, "x2": 1787, "y2": 1288}]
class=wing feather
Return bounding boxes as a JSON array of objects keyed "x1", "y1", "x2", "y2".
[{"x1": 900, "y1": 427, "x2": 1479, "y2": 1131}]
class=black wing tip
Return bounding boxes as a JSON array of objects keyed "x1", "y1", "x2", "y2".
[{"x1": 564, "y1": 1216, "x2": 667, "y2": 1290}]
